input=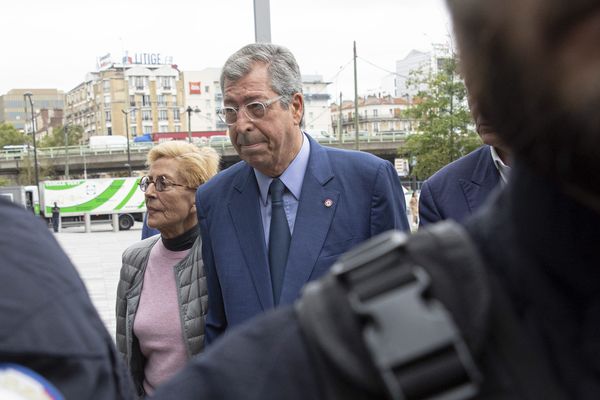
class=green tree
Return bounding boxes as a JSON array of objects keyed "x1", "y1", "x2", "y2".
[
  {"x1": 399, "y1": 56, "x2": 481, "y2": 180},
  {"x1": 39, "y1": 125, "x2": 83, "y2": 148},
  {"x1": 0, "y1": 123, "x2": 29, "y2": 148}
]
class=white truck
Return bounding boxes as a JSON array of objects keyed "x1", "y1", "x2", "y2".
[
  {"x1": 88, "y1": 135, "x2": 128, "y2": 151},
  {"x1": 39, "y1": 177, "x2": 145, "y2": 230},
  {"x1": 0, "y1": 185, "x2": 39, "y2": 214},
  {"x1": 0, "y1": 178, "x2": 145, "y2": 230}
]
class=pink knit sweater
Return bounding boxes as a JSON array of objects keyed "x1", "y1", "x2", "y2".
[{"x1": 133, "y1": 239, "x2": 190, "y2": 395}]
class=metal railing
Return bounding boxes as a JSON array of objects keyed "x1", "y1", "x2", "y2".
[{"x1": 0, "y1": 132, "x2": 408, "y2": 161}]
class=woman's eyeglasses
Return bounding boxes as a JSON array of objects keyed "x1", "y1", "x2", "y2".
[{"x1": 139, "y1": 176, "x2": 195, "y2": 192}]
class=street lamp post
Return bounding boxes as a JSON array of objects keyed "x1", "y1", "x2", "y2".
[
  {"x1": 185, "y1": 106, "x2": 200, "y2": 143},
  {"x1": 23, "y1": 93, "x2": 39, "y2": 190},
  {"x1": 403, "y1": 93, "x2": 412, "y2": 134},
  {"x1": 122, "y1": 109, "x2": 132, "y2": 176},
  {"x1": 64, "y1": 124, "x2": 70, "y2": 179}
]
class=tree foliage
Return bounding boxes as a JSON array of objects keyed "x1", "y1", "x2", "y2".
[
  {"x1": 0, "y1": 123, "x2": 29, "y2": 148},
  {"x1": 39, "y1": 125, "x2": 83, "y2": 148},
  {"x1": 399, "y1": 56, "x2": 481, "y2": 180}
]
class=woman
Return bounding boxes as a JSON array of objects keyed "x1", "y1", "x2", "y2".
[{"x1": 116, "y1": 141, "x2": 219, "y2": 397}]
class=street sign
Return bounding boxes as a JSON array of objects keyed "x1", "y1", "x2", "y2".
[{"x1": 394, "y1": 158, "x2": 410, "y2": 177}]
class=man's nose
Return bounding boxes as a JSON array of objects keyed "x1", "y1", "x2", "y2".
[{"x1": 234, "y1": 109, "x2": 254, "y2": 132}]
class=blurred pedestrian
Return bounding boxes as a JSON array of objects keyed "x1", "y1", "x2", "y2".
[
  {"x1": 116, "y1": 141, "x2": 219, "y2": 397},
  {"x1": 51, "y1": 202, "x2": 60, "y2": 232},
  {"x1": 408, "y1": 191, "x2": 419, "y2": 226}
]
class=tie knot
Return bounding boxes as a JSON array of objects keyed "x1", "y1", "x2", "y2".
[{"x1": 270, "y1": 178, "x2": 286, "y2": 202}]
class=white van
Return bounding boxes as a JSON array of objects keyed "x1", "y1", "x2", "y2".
[{"x1": 88, "y1": 135, "x2": 127, "y2": 150}]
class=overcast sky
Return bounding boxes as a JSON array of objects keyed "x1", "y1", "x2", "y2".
[{"x1": 1, "y1": 0, "x2": 453, "y2": 100}]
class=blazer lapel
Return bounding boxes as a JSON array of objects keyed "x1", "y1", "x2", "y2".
[
  {"x1": 459, "y1": 146, "x2": 501, "y2": 213},
  {"x1": 279, "y1": 138, "x2": 338, "y2": 304},
  {"x1": 227, "y1": 166, "x2": 273, "y2": 310}
]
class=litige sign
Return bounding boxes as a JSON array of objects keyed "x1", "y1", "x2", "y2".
[
  {"x1": 123, "y1": 52, "x2": 174, "y2": 65},
  {"x1": 96, "y1": 52, "x2": 175, "y2": 70}
]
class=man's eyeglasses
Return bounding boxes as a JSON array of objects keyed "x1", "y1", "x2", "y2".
[
  {"x1": 139, "y1": 176, "x2": 194, "y2": 193},
  {"x1": 217, "y1": 95, "x2": 282, "y2": 125}
]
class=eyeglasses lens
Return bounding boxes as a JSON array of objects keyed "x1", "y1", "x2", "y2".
[
  {"x1": 140, "y1": 176, "x2": 167, "y2": 192},
  {"x1": 245, "y1": 103, "x2": 266, "y2": 119}
]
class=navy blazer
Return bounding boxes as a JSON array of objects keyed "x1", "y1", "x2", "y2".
[
  {"x1": 197, "y1": 135, "x2": 410, "y2": 342},
  {"x1": 141, "y1": 213, "x2": 160, "y2": 239},
  {"x1": 419, "y1": 145, "x2": 500, "y2": 226}
]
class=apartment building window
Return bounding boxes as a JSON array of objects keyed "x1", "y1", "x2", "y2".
[
  {"x1": 373, "y1": 109, "x2": 378, "y2": 117},
  {"x1": 130, "y1": 109, "x2": 137, "y2": 120},
  {"x1": 160, "y1": 76, "x2": 173, "y2": 90},
  {"x1": 107, "y1": 127, "x2": 112, "y2": 135},
  {"x1": 159, "y1": 125, "x2": 168, "y2": 133},
  {"x1": 142, "y1": 110, "x2": 152, "y2": 121},
  {"x1": 105, "y1": 111, "x2": 111, "y2": 122},
  {"x1": 142, "y1": 95, "x2": 151, "y2": 107},
  {"x1": 158, "y1": 110, "x2": 168, "y2": 121},
  {"x1": 134, "y1": 76, "x2": 146, "y2": 90},
  {"x1": 173, "y1": 108, "x2": 180, "y2": 121},
  {"x1": 103, "y1": 80, "x2": 110, "y2": 92},
  {"x1": 131, "y1": 126, "x2": 137, "y2": 136},
  {"x1": 157, "y1": 95, "x2": 167, "y2": 106},
  {"x1": 129, "y1": 95, "x2": 136, "y2": 107},
  {"x1": 143, "y1": 126, "x2": 152, "y2": 134},
  {"x1": 205, "y1": 85, "x2": 210, "y2": 93}
]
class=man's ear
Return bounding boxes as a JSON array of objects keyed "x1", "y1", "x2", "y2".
[{"x1": 291, "y1": 93, "x2": 304, "y2": 126}]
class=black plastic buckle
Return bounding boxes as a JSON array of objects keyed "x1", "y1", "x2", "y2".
[{"x1": 332, "y1": 231, "x2": 480, "y2": 400}]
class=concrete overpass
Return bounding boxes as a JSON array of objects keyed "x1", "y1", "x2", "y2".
[{"x1": 0, "y1": 136, "x2": 405, "y2": 180}]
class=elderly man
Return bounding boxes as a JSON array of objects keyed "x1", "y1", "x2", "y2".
[
  {"x1": 151, "y1": 0, "x2": 600, "y2": 398},
  {"x1": 196, "y1": 43, "x2": 410, "y2": 343}
]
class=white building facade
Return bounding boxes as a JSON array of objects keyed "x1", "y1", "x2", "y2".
[
  {"x1": 302, "y1": 75, "x2": 332, "y2": 137},
  {"x1": 182, "y1": 68, "x2": 226, "y2": 132},
  {"x1": 394, "y1": 44, "x2": 452, "y2": 98}
]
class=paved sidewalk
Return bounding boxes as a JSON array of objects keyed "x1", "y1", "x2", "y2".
[{"x1": 53, "y1": 223, "x2": 143, "y2": 339}]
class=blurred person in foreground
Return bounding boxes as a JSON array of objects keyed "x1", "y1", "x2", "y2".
[
  {"x1": 0, "y1": 196, "x2": 134, "y2": 399},
  {"x1": 196, "y1": 43, "x2": 410, "y2": 344},
  {"x1": 150, "y1": 0, "x2": 600, "y2": 398},
  {"x1": 116, "y1": 141, "x2": 219, "y2": 397},
  {"x1": 419, "y1": 85, "x2": 511, "y2": 226}
]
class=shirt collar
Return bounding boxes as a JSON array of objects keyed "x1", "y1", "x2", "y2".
[
  {"x1": 255, "y1": 132, "x2": 310, "y2": 206},
  {"x1": 490, "y1": 145, "x2": 511, "y2": 185}
]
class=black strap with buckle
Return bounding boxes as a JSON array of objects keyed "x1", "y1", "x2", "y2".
[{"x1": 297, "y1": 225, "x2": 482, "y2": 400}]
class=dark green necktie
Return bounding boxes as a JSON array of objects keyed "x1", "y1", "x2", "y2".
[{"x1": 268, "y1": 178, "x2": 290, "y2": 305}]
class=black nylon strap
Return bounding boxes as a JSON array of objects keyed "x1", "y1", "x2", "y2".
[{"x1": 297, "y1": 223, "x2": 483, "y2": 400}]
